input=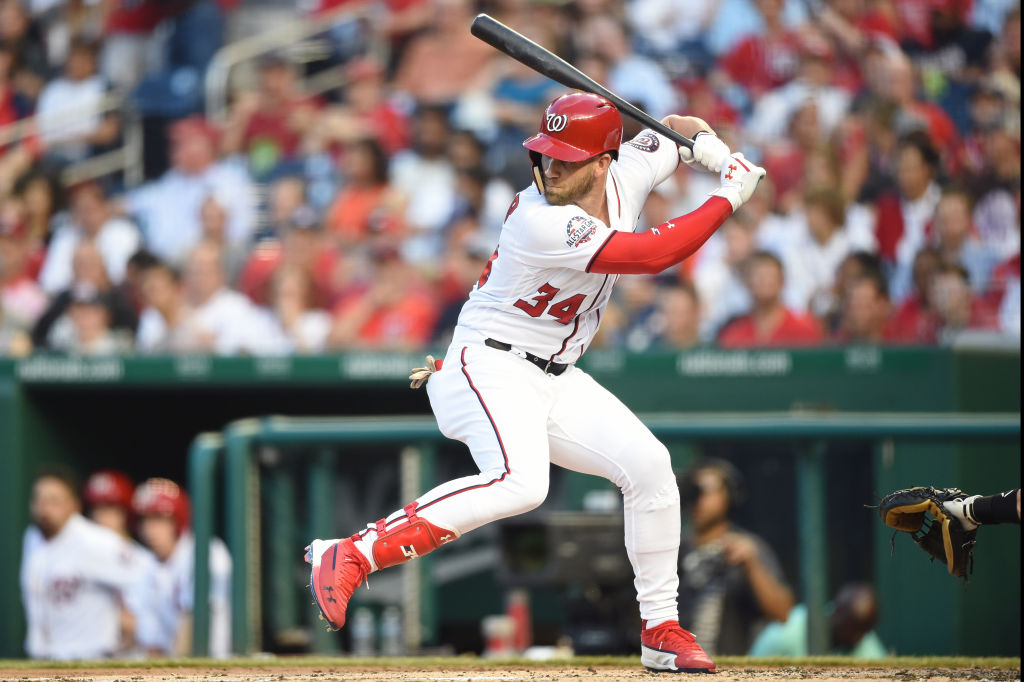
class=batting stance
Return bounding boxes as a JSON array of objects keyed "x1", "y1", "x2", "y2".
[{"x1": 307, "y1": 92, "x2": 765, "y2": 673}]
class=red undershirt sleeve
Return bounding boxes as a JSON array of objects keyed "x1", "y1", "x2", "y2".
[{"x1": 585, "y1": 196, "x2": 734, "y2": 275}]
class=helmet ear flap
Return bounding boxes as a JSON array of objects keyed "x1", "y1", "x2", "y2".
[{"x1": 529, "y1": 150, "x2": 545, "y2": 194}]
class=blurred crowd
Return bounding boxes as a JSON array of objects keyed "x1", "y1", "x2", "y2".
[{"x1": 0, "y1": 0, "x2": 1020, "y2": 357}]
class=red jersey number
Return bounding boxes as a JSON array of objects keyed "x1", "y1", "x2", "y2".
[
  {"x1": 514, "y1": 284, "x2": 585, "y2": 325},
  {"x1": 504, "y1": 194, "x2": 520, "y2": 223},
  {"x1": 477, "y1": 247, "x2": 500, "y2": 289}
]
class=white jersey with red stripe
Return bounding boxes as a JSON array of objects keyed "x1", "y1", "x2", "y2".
[{"x1": 453, "y1": 130, "x2": 679, "y2": 364}]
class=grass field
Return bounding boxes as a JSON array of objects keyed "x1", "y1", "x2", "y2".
[{"x1": 0, "y1": 656, "x2": 1019, "y2": 681}]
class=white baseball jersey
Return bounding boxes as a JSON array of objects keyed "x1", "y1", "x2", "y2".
[
  {"x1": 455, "y1": 130, "x2": 680, "y2": 364},
  {"x1": 134, "y1": 531, "x2": 232, "y2": 657},
  {"x1": 20, "y1": 515, "x2": 143, "y2": 659}
]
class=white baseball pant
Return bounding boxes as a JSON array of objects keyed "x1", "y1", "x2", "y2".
[{"x1": 356, "y1": 334, "x2": 681, "y2": 623}]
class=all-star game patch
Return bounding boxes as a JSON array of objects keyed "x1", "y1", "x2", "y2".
[
  {"x1": 626, "y1": 130, "x2": 660, "y2": 153},
  {"x1": 566, "y1": 215, "x2": 598, "y2": 248}
]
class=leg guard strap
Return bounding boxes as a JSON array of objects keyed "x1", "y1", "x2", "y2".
[{"x1": 371, "y1": 502, "x2": 460, "y2": 570}]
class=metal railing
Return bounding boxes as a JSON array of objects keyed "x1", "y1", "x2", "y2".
[
  {"x1": 188, "y1": 412, "x2": 1020, "y2": 657},
  {"x1": 0, "y1": 4, "x2": 382, "y2": 192},
  {"x1": 0, "y1": 91, "x2": 145, "y2": 187},
  {"x1": 203, "y1": 4, "x2": 386, "y2": 124}
]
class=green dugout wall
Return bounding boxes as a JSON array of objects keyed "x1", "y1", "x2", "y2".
[{"x1": 0, "y1": 347, "x2": 1019, "y2": 657}]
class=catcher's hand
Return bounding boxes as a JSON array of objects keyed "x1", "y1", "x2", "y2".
[
  {"x1": 877, "y1": 486, "x2": 977, "y2": 579},
  {"x1": 409, "y1": 355, "x2": 442, "y2": 389}
]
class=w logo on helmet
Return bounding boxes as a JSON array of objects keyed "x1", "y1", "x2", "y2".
[{"x1": 546, "y1": 113, "x2": 569, "y2": 132}]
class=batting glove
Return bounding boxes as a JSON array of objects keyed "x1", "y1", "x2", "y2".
[
  {"x1": 409, "y1": 355, "x2": 442, "y2": 389},
  {"x1": 679, "y1": 131, "x2": 731, "y2": 174},
  {"x1": 708, "y1": 153, "x2": 767, "y2": 212}
]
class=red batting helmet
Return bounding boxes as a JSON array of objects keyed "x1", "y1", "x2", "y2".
[
  {"x1": 84, "y1": 470, "x2": 135, "y2": 509},
  {"x1": 523, "y1": 92, "x2": 622, "y2": 162},
  {"x1": 132, "y1": 478, "x2": 191, "y2": 533}
]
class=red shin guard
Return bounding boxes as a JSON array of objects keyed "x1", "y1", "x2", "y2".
[{"x1": 370, "y1": 502, "x2": 459, "y2": 570}]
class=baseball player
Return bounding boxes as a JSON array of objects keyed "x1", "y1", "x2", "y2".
[
  {"x1": 21, "y1": 467, "x2": 144, "y2": 660},
  {"x1": 84, "y1": 470, "x2": 137, "y2": 537},
  {"x1": 83, "y1": 469, "x2": 159, "y2": 657},
  {"x1": 306, "y1": 92, "x2": 765, "y2": 673},
  {"x1": 131, "y1": 478, "x2": 233, "y2": 657}
]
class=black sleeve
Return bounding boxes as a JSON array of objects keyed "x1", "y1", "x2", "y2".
[{"x1": 30, "y1": 292, "x2": 71, "y2": 349}]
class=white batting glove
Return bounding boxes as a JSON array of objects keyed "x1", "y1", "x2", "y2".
[
  {"x1": 708, "y1": 153, "x2": 767, "y2": 211},
  {"x1": 679, "y1": 131, "x2": 731, "y2": 174},
  {"x1": 409, "y1": 355, "x2": 440, "y2": 389}
]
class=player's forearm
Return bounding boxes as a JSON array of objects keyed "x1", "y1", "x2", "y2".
[
  {"x1": 661, "y1": 115, "x2": 715, "y2": 143},
  {"x1": 587, "y1": 196, "x2": 732, "y2": 275}
]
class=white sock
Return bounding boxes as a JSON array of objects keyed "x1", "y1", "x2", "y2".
[
  {"x1": 352, "y1": 532, "x2": 378, "y2": 572},
  {"x1": 645, "y1": 616, "x2": 674, "y2": 629}
]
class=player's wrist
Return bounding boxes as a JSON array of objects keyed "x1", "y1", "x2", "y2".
[{"x1": 708, "y1": 186, "x2": 741, "y2": 212}]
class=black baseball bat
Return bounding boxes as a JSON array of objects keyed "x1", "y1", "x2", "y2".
[{"x1": 470, "y1": 13, "x2": 694, "y2": 151}]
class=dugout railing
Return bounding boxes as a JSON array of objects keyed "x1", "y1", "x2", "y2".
[{"x1": 188, "y1": 412, "x2": 1021, "y2": 657}]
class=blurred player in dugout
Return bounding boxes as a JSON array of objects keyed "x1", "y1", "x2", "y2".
[
  {"x1": 84, "y1": 470, "x2": 159, "y2": 657},
  {"x1": 21, "y1": 467, "x2": 146, "y2": 659},
  {"x1": 677, "y1": 458, "x2": 795, "y2": 656},
  {"x1": 131, "y1": 477, "x2": 233, "y2": 658}
]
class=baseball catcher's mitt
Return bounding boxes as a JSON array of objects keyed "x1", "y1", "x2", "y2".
[{"x1": 877, "y1": 486, "x2": 977, "y2": 579}]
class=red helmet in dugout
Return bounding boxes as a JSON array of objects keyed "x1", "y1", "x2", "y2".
[
  {"x1": 84, "y1": 470, "x2": 135, "y2": 509},
  {"x1": 523, "y1": 92, "x2": 623, "y2": 162},
  {"x1": 132, "y1": 477, "x2": 191, "y2": 533}
]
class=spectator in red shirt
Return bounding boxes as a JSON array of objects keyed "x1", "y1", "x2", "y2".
[
  {"x1": 813, "y1": 0, "x2": 899, "y2": 90},
  {"x1": 325, "y1": 138, "x2": 406, "y2": 248},
  {"x1": 327, "y1": 245, "x2": 438, "y2": 350},
  {"x1": 881, "y1": 52, "x2": 959, "y2": 157},
  {"x1": 221, "y1": 53, "x2": 321, "y2": 178},
  {"x1": 392, "y1": 0, "x2": 495, "y2": 106},
  {"x1": 720, "y1": 0, "x2": 804, "y2": 97},
  {"x1": 1, "y1": 40, "x2": 31, "y2": 135},
  {"x1": 312, "y1": 57, "x2": 411, "y2": 158},
  {"x1": 237, "y1": 182, "x2": 336, "y2": 308},
  {"x1": 0, "y1": 205, "x2": 47, "y2": 336},
  {"x1": 718, "y1": 251, "x2": 824, "y2": 347},
  {"x1": 875, "y1": 130, "x2": 943, "y2": 298},
  {"x1": 891, "y1": 0, "x2": 973, "y2": 51},
  {"x1": 834, "y1": 271, "x2": 898, "y2": 343}
]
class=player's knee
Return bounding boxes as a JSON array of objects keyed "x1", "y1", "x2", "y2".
[
  {"x1": 507, "y1": 477, "x2": 549, "y2": 515},
  {"x1": 623, "y1": 442, "x2": 673, "y2": 494},
  {"x1": 520, "y1": 481, "x2": 550, "y2": 513}
]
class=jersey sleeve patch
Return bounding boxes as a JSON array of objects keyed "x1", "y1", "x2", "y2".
[
  {"x1": 566, "y1": 216, "x2": 599, "y2": 248},
  {"x1": 625, "y1": 129, "x2": 661, "y2": 153}
]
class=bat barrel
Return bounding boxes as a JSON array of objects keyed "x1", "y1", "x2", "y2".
[{"x1": 470, "y1": 14, "x2": 694, "y2": 151}]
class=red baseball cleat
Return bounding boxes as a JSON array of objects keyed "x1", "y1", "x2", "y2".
[
  {"x1": 640, "y1": 620, "x2": 716, "y2": 673},
  {"x1": 305, "y1": 537, "x2": 371, "y2": 631}
]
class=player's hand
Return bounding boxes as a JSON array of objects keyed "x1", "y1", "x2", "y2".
[
  {"x1": 409, "y1": 355, "x2": 442, "y2": 389},
  {"x1": 679, "y1": 131, "x2": 731, "y2": 174},
  {"x1": 708, "y1": 153, "x2": 766, "y2": 212}
]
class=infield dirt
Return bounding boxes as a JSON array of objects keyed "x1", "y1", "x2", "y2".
[{"x1": 1, "y1": 665, "x2": 1020, "y2": 682}]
